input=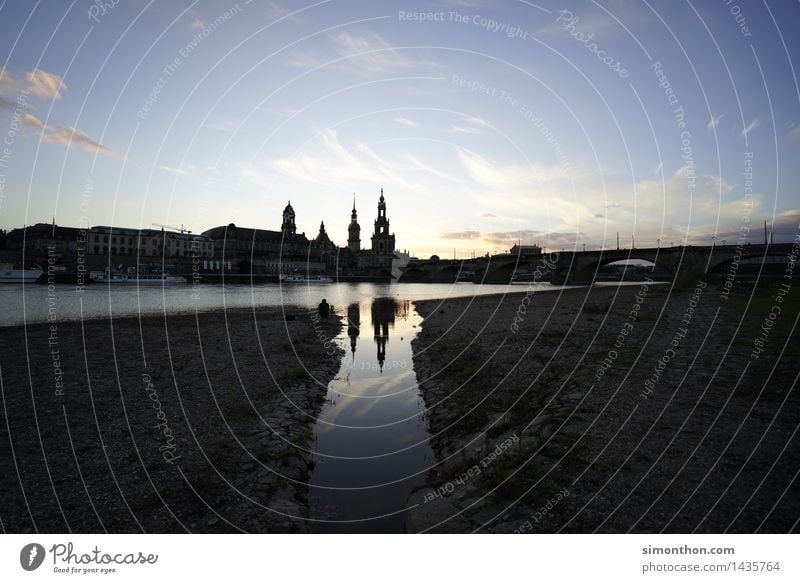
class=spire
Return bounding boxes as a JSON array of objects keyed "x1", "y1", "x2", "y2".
[
  {"x1": 379, "y1": 187, "x2": 384, "y2": 202},
  {"x1": 353, "y1": 193, "x2": 356, "y2": 212}
]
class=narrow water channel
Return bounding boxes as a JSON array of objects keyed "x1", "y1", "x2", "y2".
[{"x1": 308, "y1": 298, "x2": 432, "y2": 533}]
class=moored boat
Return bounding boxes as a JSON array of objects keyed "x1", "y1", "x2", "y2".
[
  {"x1": 0, "y1": 264, "x2": 44, "y2": 284},
  {"x1": 91, "y1": 270, "x2": 186, "y2": 284},
  {"x1": 279, "y1": 273, "x2": 333, "y2": 283}
]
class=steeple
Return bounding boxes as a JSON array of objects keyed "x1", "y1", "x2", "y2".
[
  {"x1": 348, "y1": 194, "x2": 361, "y2": 252},
  {"x1": 371, "y1": 188, "x2": 395, "y2": 256},
  {"x1": 281, "y1": 201, "x2": 296, "y2": 238},
  {"x1": 315, "y1": 219, "x2": 333, "y2": 247}
]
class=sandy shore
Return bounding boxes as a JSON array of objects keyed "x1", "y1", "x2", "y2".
[
  {"x1": 0, "y1": 307, "x2": 343, "y2": 533},
  {"x1": 408, "y1": 282, "x2": 800, "y2": 533}
]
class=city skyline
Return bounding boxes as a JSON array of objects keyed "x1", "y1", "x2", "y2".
[{"x1": 1, "y1": 0, "x2": 799, "y2": 257}]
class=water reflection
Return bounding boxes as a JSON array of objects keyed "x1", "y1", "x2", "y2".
[{"x1": 309, "y1": 297, "x2": 431, "y2": 533}]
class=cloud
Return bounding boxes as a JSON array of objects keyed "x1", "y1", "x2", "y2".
[
  {"x1": 440, "y1": 230, "x2": 481, "y2": 240},
  {"x1": 21, "y1": 113, "x2": 44, "y2": 129},
  {"x1": 740, "y1": 118, "x2": 759, "y2": 139},
  {"x1": 271, "y1": 128, "x2": 416, "y2": 190},
  {"x1": 707, "y1": 113, "x2": 724, "y2": 130},
  {"x1": 714, "y1": 210, "x2": 800, "y2": 244},
  {"x1": 481, "y1": 212, "x2": 496, "y2": 218},
  {"x1": 333, "y1": 31, "x2": 418, "y2": 73},
  {"x1": 788, "y1": 126, "x2": 800, "y2": 144},
  {"x1": 42, "y1": 125, "x2": 119, "y2": 157},
  {"x1": 462, "y1": 114, "x2": 490, "y2": 128},
  {"x1": 25, "y1": 69, "x2": 67, "y2": 100},
  {"x1": 1, "y1": 67, "x2": 66, "y2": 103},
  {"x1": 394, "y1": 117, "x2": 417, "y2": 128},
  {"x1": 190, "y1": 17, "x2": 206, "y2": 30},
  {"x1": 448, "y1": 124, "x2": 482, "y2": 135},
  {"x1": 20, "y1": 112, "x2": 120, "y2": 158},
  {"x1": 288, "y1": 31, "x2": 425, "y2": 74}
]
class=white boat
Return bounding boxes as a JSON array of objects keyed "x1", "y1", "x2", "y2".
[
  {"x1": 91, "y1": 271, "x2": 186, "y2": 284},
  {"x1": 0, "y1": 264, "x2": 43, "y2": 283},
  {"x1": 279, "y1": 274, "x2": 333, "y2": 283}
]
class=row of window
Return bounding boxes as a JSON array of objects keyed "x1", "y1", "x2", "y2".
[
  {"x1": 91, "y1": 234, "x2": 211, "y2": 250},
  {"x1": 93, "y1": 246, "x2": 214, "y2": 257}
]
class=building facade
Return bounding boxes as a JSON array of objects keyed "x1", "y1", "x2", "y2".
[{"x1": 88, "y1": 226, "x2": 214, "y2": 258}]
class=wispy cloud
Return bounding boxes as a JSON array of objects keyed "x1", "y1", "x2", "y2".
[
  {"x1": 394, "y1": 117, "x2": 417, "y2": 128},
  {"x1": 440, "y1": 230, "x2": 481, "y2": 240},
  {"x1": 22, "y1": 112, "x2": 120, "y2": 158},
  {"x1": 331, "y1": 31, "x2": 416, "y2": 73},
  {"x1": 0, "y1": 67, "x2": 66, "y2": 102},
  {"x1": 448, "y1": 124, "x2": 481, "y2": 135},
  {"x1": 740, "y1": 118, "x2": 759, "y2": 139},
  {"x1": 447, "y1": 115, "x2": 490, "y2": 135},
  {"x1": 25, "y1": 69, "x2": 67, "y2": 100},
  {"x1": 788, "y1": 126, "x2": 800, "y2": 144},
  {"x1": 271, "y1": 128, "x2": 415, "y2": 190},
  {"x1": 707, "y1": 113, "x2": 724, "y2": 130},
  {"x1": 287, "y1": 30, "x2": 427, "y2": 74}
]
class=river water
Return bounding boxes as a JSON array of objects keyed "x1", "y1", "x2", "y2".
[
  {"x1": 308, "y1": 298, "x2": 431, "y2": 532},
  {"x1": 0, "y1": 281, "x2": 565, "y2": 326}
]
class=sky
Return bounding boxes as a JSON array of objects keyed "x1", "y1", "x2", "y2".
[{"x1": 0, "y1": 0, "x2": 798, "y2": 258}]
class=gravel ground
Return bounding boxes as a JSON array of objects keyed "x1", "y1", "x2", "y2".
[
  {"x1": 408, "y1": 282, "x2": 800, "y2": 533},
  {"x1": 0, "y1": 307, "x2": 343, "y2": 533}
]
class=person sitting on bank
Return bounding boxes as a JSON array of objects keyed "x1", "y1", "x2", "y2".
[{"x1": 318, "y1": 299, "x2": 330, "y2": 319}]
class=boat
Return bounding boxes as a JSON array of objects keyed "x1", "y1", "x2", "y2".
[
  {"x1": 0, "y1": 264, "x2": 43, "y2": 283},
  {"x1": 279, "y1": 273, "x2": 333, "y2": 283},
  {"x1": 456, "y1": 269, "x2": 476, "y2": 283},
  {"x1": 91, "y1": 270, "x2": 186, "y2": 284}
]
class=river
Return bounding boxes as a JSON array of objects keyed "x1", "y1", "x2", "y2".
[
  {"x1": 308, "y1": 298, "x2": 431, "y2": 532},
  {"x1": 0, "y1": 281, "x2": 569, "y2": 326}
]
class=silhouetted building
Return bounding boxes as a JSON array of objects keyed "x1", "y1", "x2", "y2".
[
  {"x1": 510, "y1": 243, "x2": 541, "y2": 256},
  {"x1": 348, "y1": 197, "x2": 361, "y2": 252},
  {"x1": 371, "y1": 188, "x2": 395, "y2": 256},
  {"x1": 6, "y1": 222, "x2": 82, "y2": 257}
]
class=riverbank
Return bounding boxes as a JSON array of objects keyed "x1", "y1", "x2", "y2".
[
  {"x1": 0, "y1": 307, "x2": 343, "y2": 533},
  {"x1": 409, "y1": 282, "x2": 800, "y2": 533}
]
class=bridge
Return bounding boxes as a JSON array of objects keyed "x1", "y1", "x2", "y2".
[{"x1": 397, "y1": 243, "x2": 796, "y2": 285}]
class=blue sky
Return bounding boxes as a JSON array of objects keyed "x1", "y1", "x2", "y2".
[{"x1": 0, "y1": 0, "x2": 798, "y2": 256}]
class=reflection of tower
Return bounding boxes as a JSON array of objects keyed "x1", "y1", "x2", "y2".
[
  {"x1": 371, "y1": 298, "x2": 396, "y2": 373},
  {"x1": 348, "y1": 195, "x2": 361, "y2": 252},
  {"x1": 281, "y1": 201, "x2": 296, "y2": 238},
  {"x1": 347, "y1": 303, "x2": 360, "y2": 357}
]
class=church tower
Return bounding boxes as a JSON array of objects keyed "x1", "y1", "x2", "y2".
[
  {"x1": 348, "y1": 195, "x2": 361, "y2": 252},
  {"x1": 371, "y1": 188, "x2": 395, "y2": 256},
  {"x1": 281, "y1": 201, "x2": 296, "y2": 238},
  {"x1": 315, "y1": 221, "x2": 334, "y2": 248}
]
